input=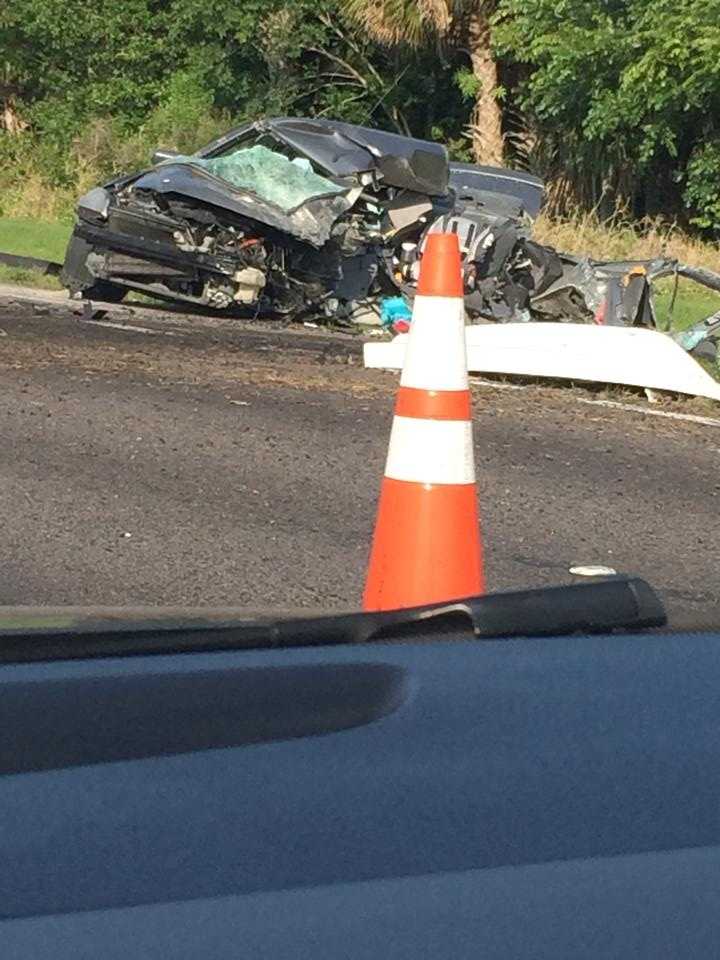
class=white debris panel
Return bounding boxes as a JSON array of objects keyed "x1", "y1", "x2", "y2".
[{"x1": 364, "y1": 322, "x2": 720, "y2": 402}]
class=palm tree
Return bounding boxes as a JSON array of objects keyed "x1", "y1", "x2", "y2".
[{"x1": 342, "y1": 0, "x2": 504, "y2": 165}]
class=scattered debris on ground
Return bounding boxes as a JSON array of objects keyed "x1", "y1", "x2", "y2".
[
  {"x1": 3, "y1": 115, "x2": 720, "y2": 398},
  {"x1": 365, "y1": 321, "x2": 720, "y2": 402}
]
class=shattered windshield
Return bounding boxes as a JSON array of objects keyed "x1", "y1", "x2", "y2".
[{"x1": 163, "y1": 144, "x2": 347, "y2": 212}]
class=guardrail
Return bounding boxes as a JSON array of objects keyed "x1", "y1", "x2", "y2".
[{"x1": 0, "y1": 251, "x2": 62, "y2": 276}]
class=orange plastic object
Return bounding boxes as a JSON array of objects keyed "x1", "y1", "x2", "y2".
[
  {"x1": 394, "y1": 386, "x2": 472, "y2": 421},
  {"x1": 363, "y1": 479, "x2": 484, "y2": 610},
  {"x1": 416, "y1": 233, "x2": 464, "y2": 298}
]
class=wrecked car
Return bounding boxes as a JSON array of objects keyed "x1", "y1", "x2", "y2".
[
  {"x1": 60, "y1": 117, "x2": 547, "y2": 322},
  {"x1": 530, "y1": 255, "x2": 720, "y2": 360},
  {"x1": 65, "y1": 115, "x2": 718, "y2": 359}
]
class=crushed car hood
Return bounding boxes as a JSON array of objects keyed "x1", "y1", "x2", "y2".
[
  {"x1": 125, "y1": 118, "x2": 448, "y2": 247},
  {"x1": 131, "y1": 161, "x2": 356, "y2": 247},
  {"x1": 201, "y1": 117, "x2": 449, "y2": 197}
]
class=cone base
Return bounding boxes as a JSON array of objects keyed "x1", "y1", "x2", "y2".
[{"x1": 363, "y1": 478, "x2": 484, "y2": 611}]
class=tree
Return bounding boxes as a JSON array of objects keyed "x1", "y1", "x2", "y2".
[
  {"x1": 343, "y1": 0, "x2": 504, "y2": 165},
  {"x1": 493, "y1": 0, "x2": 720, "y2": 227},
  {"x1": 0, "y1": 0, "x2": 471, "y2": 197}
]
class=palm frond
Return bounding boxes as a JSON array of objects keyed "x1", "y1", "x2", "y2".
[{"x1": 342, "y1": 0, "x2": 451, "y2": 46}]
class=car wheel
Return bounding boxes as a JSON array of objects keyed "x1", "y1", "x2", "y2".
[
  {"x1": 81, "y1": 280, "x2": 127, "y2": 303},
  {"x1": 61, "y1": 234, "x2": 127, "y2": 303}
]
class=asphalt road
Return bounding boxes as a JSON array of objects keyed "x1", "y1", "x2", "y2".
[{"x1": 1, "y1": 300, "x2": 719, "y2": 629}]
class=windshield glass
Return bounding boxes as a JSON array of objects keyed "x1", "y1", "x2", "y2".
[{"x1": 163, "y1": 144, "x2": 346, "y2": 211}]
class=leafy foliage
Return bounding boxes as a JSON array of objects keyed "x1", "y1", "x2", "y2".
[
  {"x1": 3, "y1": 0, "x2": 720, "y2": 231},
  {"x1": 685, "y1": 143, "x2": 720, "y2": 231},
  {"x1": 0, "y1": 0, "x2": 469, "y2": 184},
  {"x1": 493, "y1": 0, "x2": 720, "y2": 226}
]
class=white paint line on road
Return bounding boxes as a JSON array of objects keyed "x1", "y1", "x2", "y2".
[
  {"x1": 471, "y1": 377, "x2": 720, "y2": 427},
  {"x1": 0, "y1": 283, "x2": 67, "y2": 303},
  {"x1": 80, "y1": 318, "x2": 178, "y2": 337},
  {"x1": 472, "y1": 377, "x2": 525, "y2": 392},
  {"x1": 574, "y1": 397, "x2": 720, "y2": 427}
]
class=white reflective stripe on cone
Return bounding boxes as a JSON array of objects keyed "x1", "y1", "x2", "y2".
[
  {"x1": 399, "y1": 296, "x2": 468, "y2": 392},
  {"x1": 384, "y1": 417, "x2": 475, "y2": 485}
]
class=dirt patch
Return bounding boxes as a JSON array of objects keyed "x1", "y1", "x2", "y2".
[
  {"x1": 0, "y1": 317, "x2": 394, "y2": 398},
  {"x1": 2, "y1": 302, "x2": 719, "y2": 443}
]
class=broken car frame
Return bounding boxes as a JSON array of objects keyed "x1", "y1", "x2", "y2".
[{"x1": 60, "y1": 116, "x2": 720, "y2": 373}]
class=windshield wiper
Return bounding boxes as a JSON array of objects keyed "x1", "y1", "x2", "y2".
[{"x1": 0, "y1": 577, "x2": 665, "y2": 664}]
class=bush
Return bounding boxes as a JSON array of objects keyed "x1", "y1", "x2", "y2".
[
  {"x1": 684, "y1": 142, "x2": 720, "y2": 232},
  {"x1": 0, "y1": 69, "x2": 233, "y2": 219}
]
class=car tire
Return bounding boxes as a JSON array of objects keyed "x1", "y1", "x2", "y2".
[
  {"x1": 61, "y1": 234, "x2": 127, "y2": 303},
  {"x1": 81, "y1": 280, "x2": 127, "y2": 303}
]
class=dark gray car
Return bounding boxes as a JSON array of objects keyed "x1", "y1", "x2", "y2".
[{"x1": 61, "y1": 117, "x2": 547, "y2": 321}]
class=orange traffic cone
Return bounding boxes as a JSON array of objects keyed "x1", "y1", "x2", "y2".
[{"x1": 363, "y1": 232, "x2": 484, "y2": 611}]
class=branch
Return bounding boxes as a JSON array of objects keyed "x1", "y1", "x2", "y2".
[
  {"x1": 306, "y1": 46, "x2": 368, "y2": 87},
  {"x1": 311, "y1": 12, "x2": 412, "y2": 135},
  {"x1": 318, "y1": 73, "x2": 367, "y2": 85},
  {"x1": 316, "y1": 11, "x2": 384, "y2": 84},
  {"x1": 390, "y1": 104, "x2": 411, "y2": 136},
  {"x1": 316, "y1": 92, "x2": 369, "y2": 116}
]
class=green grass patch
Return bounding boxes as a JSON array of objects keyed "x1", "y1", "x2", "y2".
[
  {"x1": 654, "y1": 278, "x2": 720, "y2": 332},
  {"x1": 0, "y1": 263, "x2": 63, "y2": 290},
  {"x1": 0, "y1": 218, "x2": 72, "y2": 263}
]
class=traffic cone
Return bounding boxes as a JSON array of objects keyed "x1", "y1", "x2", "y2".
[{"x1": 363, "y1": 232, "x2": 484, "y2": 611}]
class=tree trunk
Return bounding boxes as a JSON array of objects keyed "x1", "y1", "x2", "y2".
[
  {"x1": 1, "y1": 98, "x2": 28, "y2": 136},
  {"x1": 466, "y1": 11, "x2": 503, "y2": 166}
]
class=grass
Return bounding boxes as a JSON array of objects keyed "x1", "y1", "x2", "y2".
[
  {"x1": 535, "y1": 210, "x2": 720, "y2": 273},
  {"x1": 654, "y1": 279, "x2": 720, "y2": 331},
  {"x1": 0, "y1": 263, "x2": 62, "y2": 290},
  {"x1": 0, "y1": 216, "x2": 70, "y2": 291},
  {"x1": 0, "y1": 217, "x2": 72, "y2": 263}
]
